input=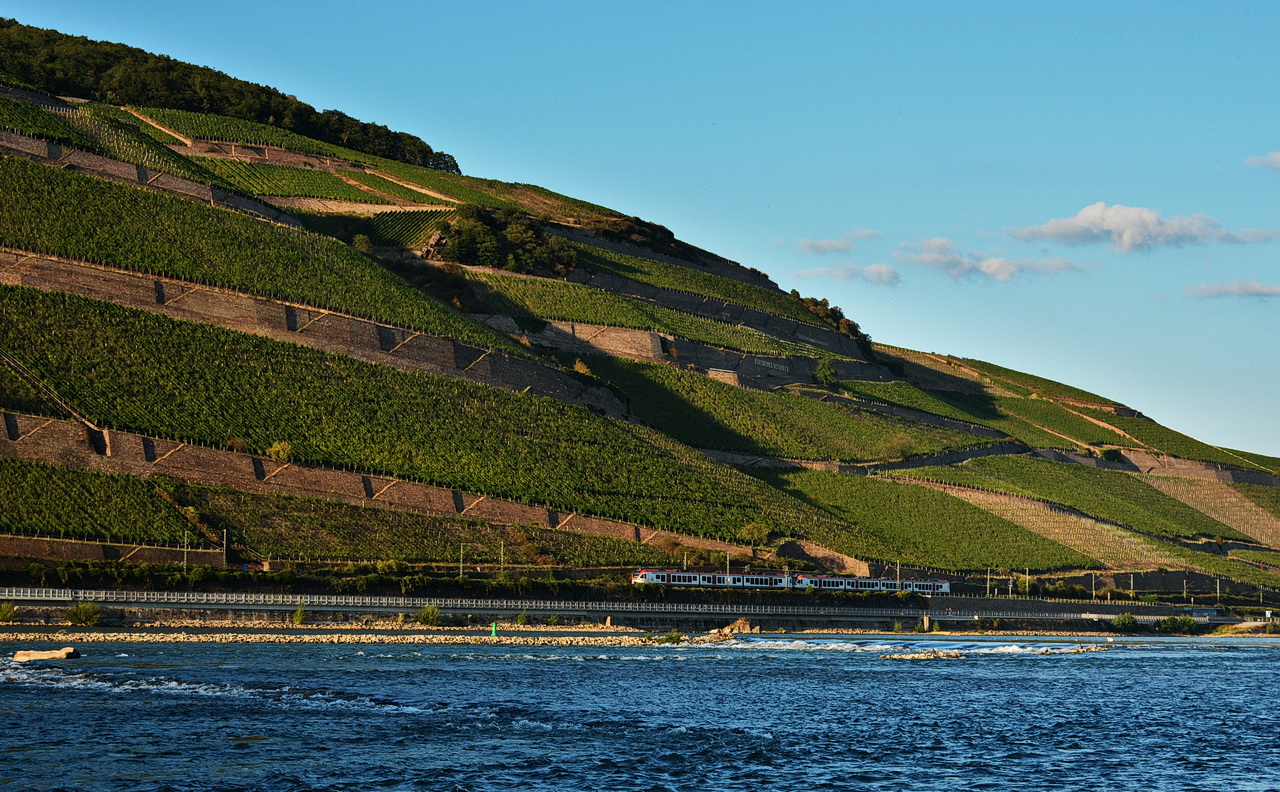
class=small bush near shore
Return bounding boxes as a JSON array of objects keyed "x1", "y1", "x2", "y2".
[
  {"x1": 415, "y1": 605, "x2": 440, "y2": 626},
  {"x1": 65, "y1": 601, "x2": 104, "y2": 626},
  {"x1": 654, "y1": 629, "x2": 684, "y2": 645},
  {"x1": 0, "y1": 601, "x2": 15, "y2": 622},
  {"x1": 1110, "y1": 612, "x2": 1139, "y2": 632},
  {"x1": 291, "y1": 604, "x2": 307, "y2": 625},
  {"x1": 515, "y1": 610, "x2": 529, "y2": 626}
]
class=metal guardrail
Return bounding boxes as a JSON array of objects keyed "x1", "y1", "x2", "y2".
[{"x1": 0, "y1": 587, "x2": 925, "y2": 618}]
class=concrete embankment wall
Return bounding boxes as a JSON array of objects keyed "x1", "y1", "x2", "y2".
[
  {"x1": 0, "y1": 250, "x2": 626, "y2": 418},
  {"x1": 0, "y1": 130, "x2": 300, "y2": 227},
  {"x1": 0, "y1": 413, "x2": 749, "y2": 561}
]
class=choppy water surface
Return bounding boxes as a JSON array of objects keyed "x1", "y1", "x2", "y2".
[{"x1": 3, "y1": 634, "x2": 1278, "y2": 791}]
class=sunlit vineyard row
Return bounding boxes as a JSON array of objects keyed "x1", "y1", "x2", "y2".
[
  {"x1": 0, "y1": 155, "x2": 520, "y2": 354},
  {"x1": 993, "y1": 397, "x2": 1129, "y2": 447},
  {"x1": 573, "y1": 243, "x2": 824, "y2": 327},
  {"x1": 1232, "y1": 482, "x2": 1280, "y2": 521},
  {"x1": 364, "y1": 210, "x2": 453, "y2": 248},
  {"x1": 586, "y1": 355, "x2": 988, "y2": 463},
  {"x1": 471, "y1": 271, "x2": 833, "y2": 358},
  {"x1": 1157, "y1": 543, "x2": 1280, "y2": 589},
  {"x1": 0, "y1": 458, "x2": 196, "y2": 546},
  {"x1": 134, "y1": 106, "x2": 521, "y2": 209},
  {"x1": 195, "y1": 158, "x2": 390, "y2": 203},
  {"x1": 956, "y1": 357, "x2": 1120, "y2": 406},
  {"x1": 0, "y1": 95, "x2": 96, "y2": 148},
  {"x1": 163, "y1": 480, "x2": 680, "y2": 566},
  {"x1": 342, "y1": 170, "x2": 447, "y2": 204},
  {"x1": 0, "y1": 285, "x2": 848, "y2": 543},
  {"x1": 81, "y1": 103, "x2": 183, "y2": 143},
  {"x1": 755, "y1": 469, "x2": 1099, "y2": 572},
  {"x1": 894, "y1": 455, "x2": 1251, "y2": 542}
]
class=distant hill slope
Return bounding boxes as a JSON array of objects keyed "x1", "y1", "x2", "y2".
[{"x1": 1, "y1": 19, "x2": 1277, "y2": 594}]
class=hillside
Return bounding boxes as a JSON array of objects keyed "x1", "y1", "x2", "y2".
[{"x1": 2, "y1": 21, "x2": 1278, "y2": 602}]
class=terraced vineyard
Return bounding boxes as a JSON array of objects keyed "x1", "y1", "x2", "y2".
[
  {"x1": 472, "y1": 271, "x2": 830, "y2": 358},
  {"x1": 994, "y1": 397, "x2": 1130, "y2": 447},
  {"x1": 573, "y1": 243, "x2": 823, "y2": 327},
  {"x1": 0, "y1": 155, "x2": 518, "y2": 353},
  {"x1": 1138, "y1": 475, "x2": 1280, "y2": 548},
  {"x1": 587, "y1": 355, "x2": 988, "y2": 462},
  {"x1": 1235, "y1": 483, "x2": 1280, "y2": 520},
  {"x1": 133, "y1": 106, "x2": 357, "y2": 158},
  {"x1": 1076, "y1": 407, "x2": 1280, "y2": 472},
  {"x1": 757, "y1": 470, "x2": 1099, "y2": 571},
  {"x1": 342, "y1": 170, "x2": 448, "y2": 204},
  {"x1": 0, "y1": 95, "x2": 97, "y2": 148},
  {"x1": 365, "y1": 209, "x2": 454, "y2": 248},
  {"x1": 0, "y1": 458, "x2": 197, "y2": 547},
  {"x1": 196, "y1": 158, "x2": 391, "y2": 203},
  {"x1": 163, "y1": 481, "x2": 679, "y2": 566},
  {"x1": 0, "y1": 284, "x2": 848, "y2": 544},
  {"x1": 894, "y1": 455, "x2": 1252, "y2": 542}
]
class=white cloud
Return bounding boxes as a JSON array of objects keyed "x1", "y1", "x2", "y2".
[
  {"x1": 796, "y1": 229, "x2": 882, "y2": 255},
  {"x1": 1010, "y1": 202, "x2": 1278, "y2": 253},
  {"x1": 893, "y1": 238, "x2": 1081, "y2": 281},
  {"x1": 794, "y1": 262, "x2": 900, "y2": 285},
  {"x1": 1186, "y1": 280, "x2": 1280, "y2": 298},
  {"x1": 1245, "y1": 152, "x2": 1280, "y2": 170}
]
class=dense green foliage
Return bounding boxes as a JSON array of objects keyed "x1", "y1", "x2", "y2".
[
  {"x1": 0, "y1": 95, "x2": 96, "y2": 147},
  {"x1": 994, "y1": 397, "x2": 1130, "y2": 447},
  {"x1": 1231, "y1": 548, "x2": 1280, "y2": 569},
  {"x1": 0, "y1": 457, "x2": 195, "y2": 545},
  {"x1": 0, "y1": 155, "x2": 516, "y2": 352},
  {"x1": 587, "y1": 355, "x2": 987, "y2": 462},
  {"x1": 850, "y1": 384, "x2": 1078, "y2": 449},
  {"x1": 366, "y1": 210, "x2": 454, "y2": 248},
  {"x1": 958, "y1": 357, "x2": 1120, "y2": 405},
  {"x1": 1078, "y1": 408, "x2": 1275, "y2": 471},
  {"x1": 472, "y1": 271, "x2": 830, "y2": 358},
  {"x1": 437, "y1": 205, "x2": 577, "y2": 274},
  {"x1": 573, "y1": 243, "x2": 823, "y2": 327},
  {"x1": 0, "y1": 285, "x2": 846, "y2": 542},
  {"x1": 163, "y1": 480, "x2": 678, "y2": 566},
  {"x1": 0, "y1": 364, "x2": 63, "y2": 416},
  {"x1": 896, "y1": 455, "x2": 1250, "y2": 541},
  {"x1": 758, "y1": 470, "x2": 1098, "y2": 571},
  {"x1": 0, "y1": 20, "x2": 457, "y2": 170},
  {"x1": 195, "y1": 158, "x2": 389, "y2": 202}
]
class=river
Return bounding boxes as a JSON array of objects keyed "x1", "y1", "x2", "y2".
[{"x1": 2, "y1": 634, "x2": 1277, "y2": 791}]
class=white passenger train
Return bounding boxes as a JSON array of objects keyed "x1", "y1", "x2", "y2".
[{"x1": 631, "y1": 568, "x2": 950, "y2": 594}]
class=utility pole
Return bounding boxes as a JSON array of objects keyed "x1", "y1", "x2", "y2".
[
  {"x1": 1091, "y1": 573, "x2": 1096, "y2": 600},
  {"x1": 986, "y1": 568, "x2": 991, "y2": 597}
]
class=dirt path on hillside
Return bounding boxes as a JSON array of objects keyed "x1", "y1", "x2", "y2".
[{"x1": 121, "y1": 107, "x2": 193, "y2": 145}]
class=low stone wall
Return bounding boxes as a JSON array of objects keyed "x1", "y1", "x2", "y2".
[
  {"x1": 0, "y1": 413, "x2": 749, "y2": 560},
  {"x1": 0, "y1": 130, "x2": 300, "y2": 227},
  {"x1": 0, "y1": 250, "x2": 626, "y2": 418}
]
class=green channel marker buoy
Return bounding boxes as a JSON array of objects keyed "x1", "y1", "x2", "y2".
[{"x1": 491, "y1": 622, "x2": 497, "y2": 637}]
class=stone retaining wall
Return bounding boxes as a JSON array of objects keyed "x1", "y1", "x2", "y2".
[
  {"x1": 0, "y1": 250, "x2": 626, "y2": 418},
  {"x1": 0, "y1": 413, "x2": 749, "y2": 560},
  {"x1": 0, "y1": 535, "x2": 223, "y2": 566},
  {"x1": 0, "y1": 130, "x2": 300, "y2": 227},
  {"x1": 1034, "y1": 448, "x2": 1279, "y2": 487}
]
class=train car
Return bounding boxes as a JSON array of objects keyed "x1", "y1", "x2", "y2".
[{"x1": 631, "y1": 568, "x2": 950, "y2": 594}]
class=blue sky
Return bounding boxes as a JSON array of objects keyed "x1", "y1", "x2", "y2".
[{"x1": 11, "y1": 1, "x2": 1280, "y2": 455}]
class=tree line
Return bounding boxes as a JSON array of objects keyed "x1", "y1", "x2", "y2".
[{"x1": 0, "y1": 18, "x2": 459, "y2": 172}]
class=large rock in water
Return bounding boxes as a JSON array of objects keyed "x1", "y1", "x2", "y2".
[{"x1": 13, "y1": 647, "x2": 80, "y2": 662}]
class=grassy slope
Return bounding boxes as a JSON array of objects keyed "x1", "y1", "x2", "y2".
[
  {"x1": 0, "y1": 284, "x2": 846, "y2": 543},
  {"x1": 587, "y1": 355, "x2": 988, "y2": 462},
  {"x1": 0, "y1": 155, "x2": 519, "y2": 354},
  {"x1": 895, "y1": 455, "x2": 1251, "y2": 542},
  {"x1": 1078, "y1": 408, "x2": 1276, "y2": 472},
  {"x1": 757, "y1": 469, "x2": 1098, "y2": 571}
]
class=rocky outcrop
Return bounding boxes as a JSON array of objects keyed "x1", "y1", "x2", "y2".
[{"x1": 13, "y1": 646, "x2": 80, "y2": 662}]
